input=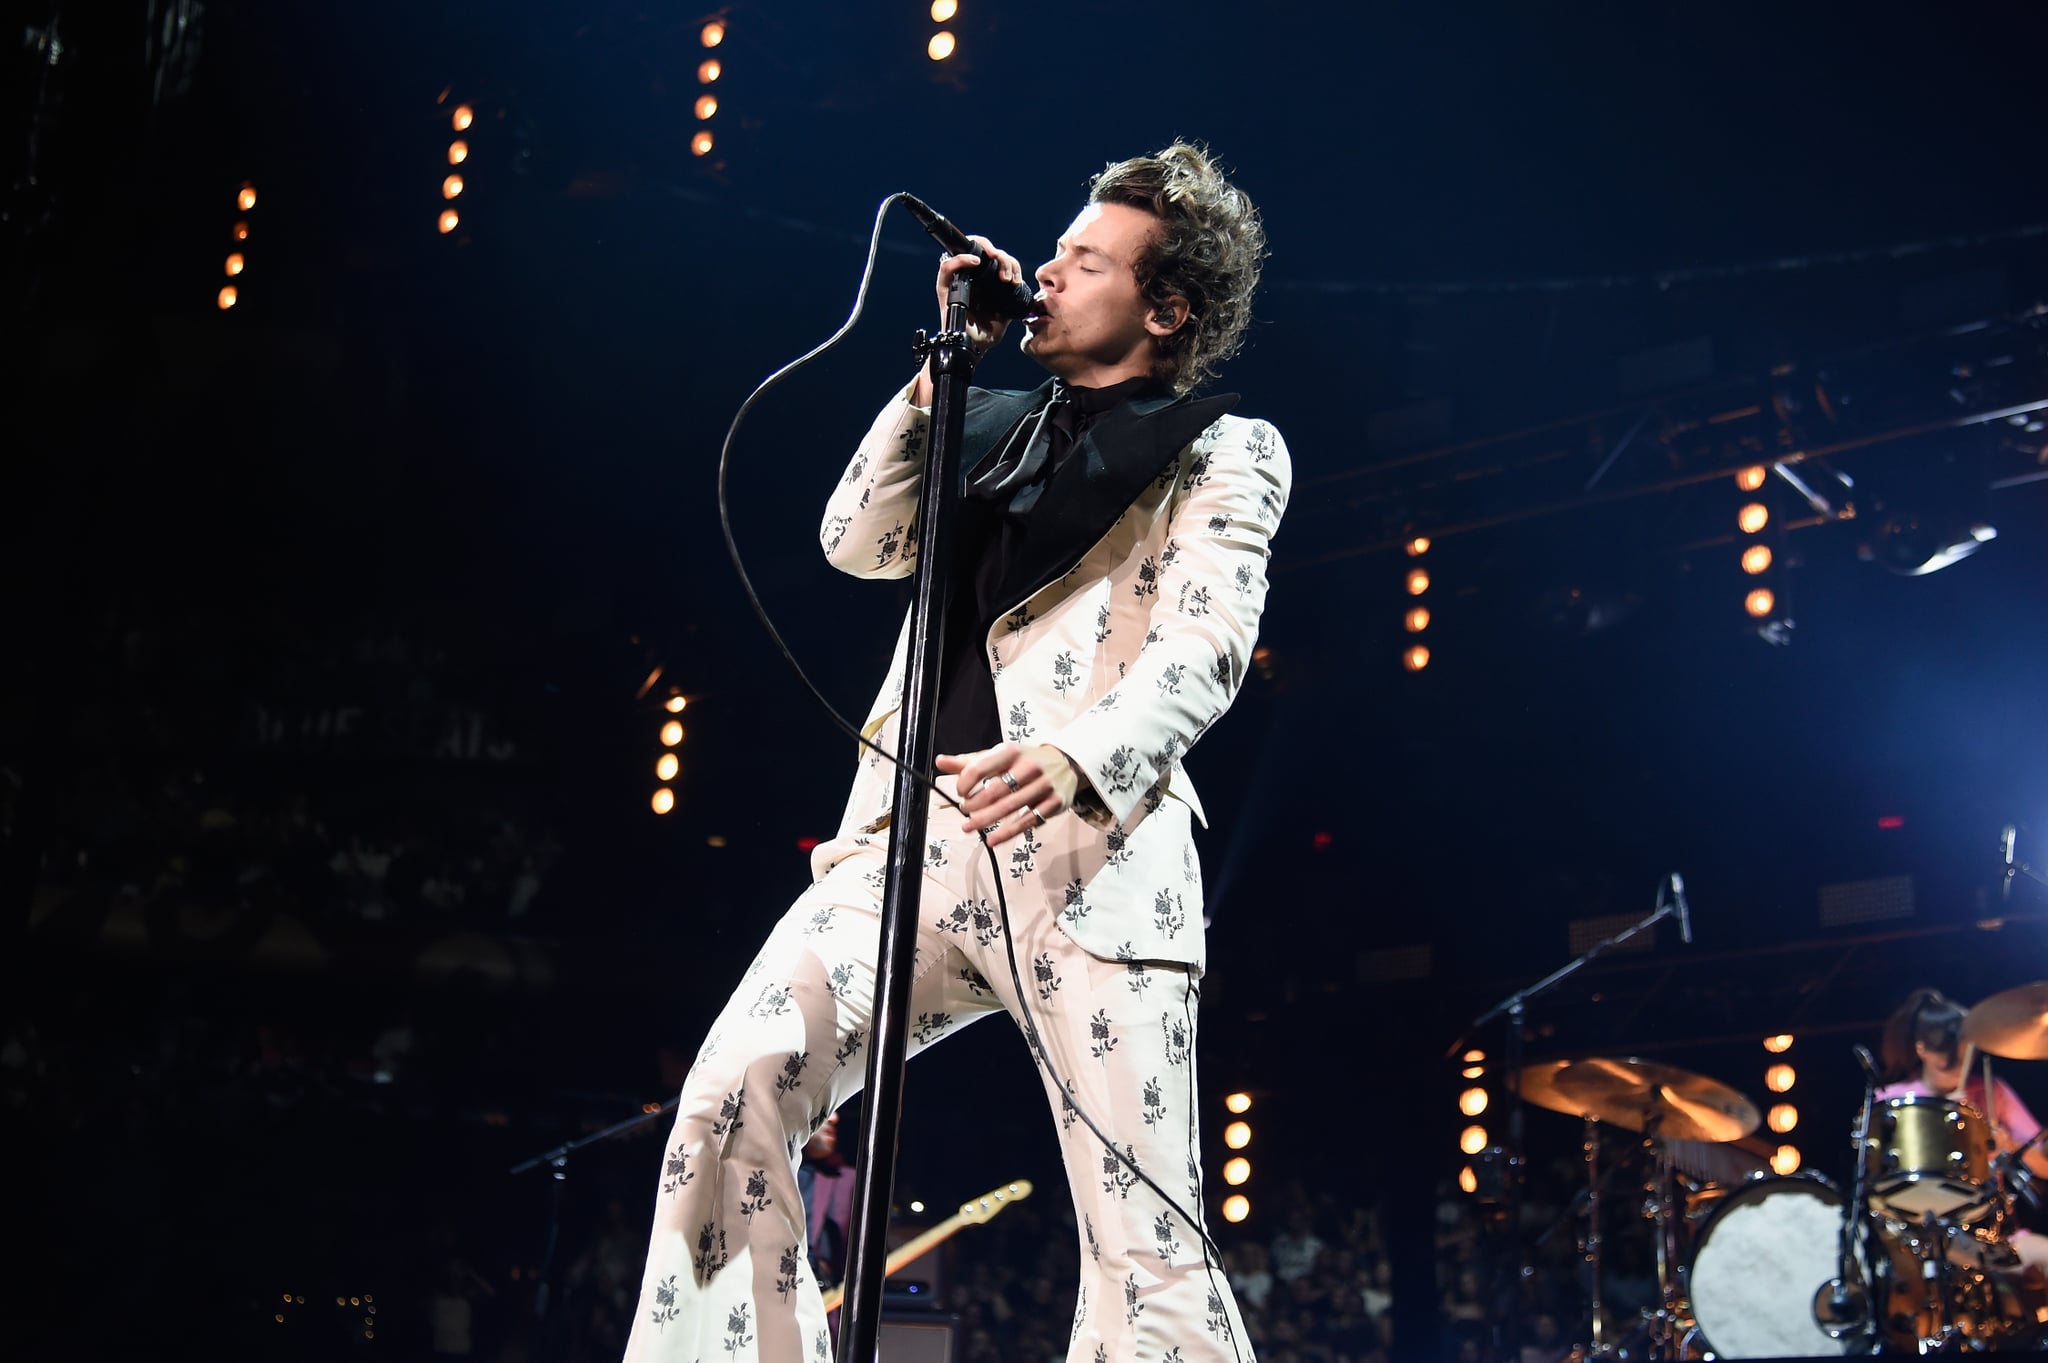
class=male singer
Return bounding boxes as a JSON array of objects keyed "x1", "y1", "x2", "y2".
[{"x1": 624, "y1": 143, "x2": 1288, "y2": 1363}]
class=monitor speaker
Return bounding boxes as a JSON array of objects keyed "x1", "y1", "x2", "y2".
[{"x1": 878, "y1": 1311, "x2": 958, "y2": 1363}]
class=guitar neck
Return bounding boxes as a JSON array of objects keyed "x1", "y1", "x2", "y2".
[
  {"x1": 817, "y1": 1179, "x2": 1031, "y2": 1315},
  {"x1": 819, "y1": 1213, "x2": 969, "y2": 1315}
]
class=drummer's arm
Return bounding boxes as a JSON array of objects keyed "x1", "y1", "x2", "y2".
[{"x1": 1993, "y1": 1085, "x2": 2048, "y2": 1177}]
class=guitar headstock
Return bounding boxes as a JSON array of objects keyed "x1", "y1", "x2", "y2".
[{"x1": 957, "y1": 1179, "x2": 1033, "y2": 1224}]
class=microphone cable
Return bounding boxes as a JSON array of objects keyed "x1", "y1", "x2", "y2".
[{"x1": 711, "y1": 192, "x2": 1243, "y2": 1353}]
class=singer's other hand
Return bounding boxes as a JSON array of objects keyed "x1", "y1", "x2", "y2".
[
  {"x1": 940, "y1": 741, "x2": 1080, "y2": 847},
  {"x1": 913, "y1": 237, "x2": 1024, "y2": 407}
]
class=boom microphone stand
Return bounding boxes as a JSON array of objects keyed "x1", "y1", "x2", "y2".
[
  {"x1": 508, "y1": 1100, "x2": 678, "y2": 1337},
  {"x1": 835, "y1": 272, "x2": 977, "y2": 1363},
  {"x1": 1449, "y1": 875, "x2": 1691, "y2": 1359}
]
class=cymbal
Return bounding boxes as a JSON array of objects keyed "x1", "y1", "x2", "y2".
[
  {"x1": 1513, "y1": 1060, "x2": 1578, "y2": 1119},
  {"x1": 1521, "y1": 1056, "x2": 1760, "y2": 1143},
  {"x1": 1965, "y1": 982, "x2": 2048, "y2": 1060}
]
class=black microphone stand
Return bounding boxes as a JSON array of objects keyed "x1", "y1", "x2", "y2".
[
  {"x1": 507, "y1": 1099, "x2": 678, "y2": 1342},
  {"x1": 1449, "y1": 876, "x2": 1688, "y2": 1360},
  {"x1": 835, "y1": 273, "x2": 976, "y2": 1363}
]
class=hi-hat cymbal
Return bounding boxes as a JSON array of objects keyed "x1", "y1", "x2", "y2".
[
  {"x1": 1520, "y1": 1056, "x2": 1760, "y2": 1143},
  {"x1": 1965, "y1": 982, "x2": 2048, "y2": 1060}
]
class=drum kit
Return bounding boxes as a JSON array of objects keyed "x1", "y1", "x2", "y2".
[{"x1": 1522, "y1": 981, "x2": 2048, "y2": 1359}]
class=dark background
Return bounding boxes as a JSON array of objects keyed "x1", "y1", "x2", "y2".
[{"x1": 6, "y1": 2, "x2": 2048, "y2": 1359}]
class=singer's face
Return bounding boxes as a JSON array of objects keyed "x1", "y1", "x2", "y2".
[{"x1": 1022, "y1": 202, "x2": 1165, "y2": 387}]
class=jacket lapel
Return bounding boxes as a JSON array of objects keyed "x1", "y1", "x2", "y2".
[
  {"x1": 959, "y1": 381, "x2": 1054, "y2": 487},
  {"x1": 991, "y1": 389, "x2": 1239, "y2": 616}
]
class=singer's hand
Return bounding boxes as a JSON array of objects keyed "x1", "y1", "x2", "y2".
[
  {"x1": 939, "y1": 741, "x2": 1079, "y2": 848},
  {"x1": 912, "y1": 237, "x2": 1025, "y2": 407}
]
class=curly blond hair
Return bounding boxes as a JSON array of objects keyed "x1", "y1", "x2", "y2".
[{"x1": 1088, "y1": 142, "x2": 1266, "y2": 394}]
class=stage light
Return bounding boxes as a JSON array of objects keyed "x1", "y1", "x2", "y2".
[
  {"x1": 1223, "y1": 1157, "x2": 1250, "y2": 1186},
  {"x1": 1771, "y1": 1145, "x2": 1801, "y2": 1175},
  {"x1": 661, "y1": 720, "x2": 685, "y2": 746},
  {"x1": 652, "y1": 788, "x2": 676, "y2": 815},
  {"x1": 448, "y1": 140, "x2": 468, "y2": 165},
  {"x1": 692, "y1": 131, "x2": 714, "y2": 157},
  {"x1": 1406, "y1": 569, "x2": 1430, "y2": 597},
  {"x1": 1768, "y1": 1103, "x2": 1798, "y2": 1134},
  {"x1": 657, "y1": 753, "x2": 679, "y2": 782},
  {"x1": 1224, "y1": 1121, "x2": 1251, "y2": 1150},
  {"x1": 701, "y1": 20, "x2": 725, "y2": 47},
  {"x1": 1458, "y1": 1166, "x2": 1478, "y2": 1194},
  {"x1": 1403, "y1": 645, "x2": 1431, "y2": 673},
  {"x1": 931, "y1": 0, "x2": 959, "y2": 18},
  {"x1": 1736, "y1": 465, "x2": 1767, "y2": 492},
  {"x1": 1741, "y1": 544, "x2": 1772, "y2": 575},
  {"x1": 225, "y1": 253, "x2": 245, "y2": 276},
  {"x1": 1744, "y1": 588, "x2": 1776, "y2": 619},
  {"x1": 237, "y1": 184, "x2": 257, "y2": 211},
  {"x1": 1860, "y1": 515, "x2": 1998, "y2": 577},
  {"x1": 1225, "y1": 1092, "x2": 1251, "y2": 1114},
  {"x1": 665, "y1": 695, "x2": 688, "y2": 713},
  {"x1": 1461, "y1": 1065, "x2": 1484, "y2": 1079},
  {"x1": 695, "y1": 95, "x2": 718, "y2": 120},
  {"x1": 1464, "y1": 1050, "x2": 1486, "y2": 1062},
  {"x1": 217, "y1": 285, "x2": 238, "y2": 310},
  {"x1": 1407, "y1": 536, "x2": 1431, "y2": 556},
  {"x1": 443, "y1": 174, "x2": 464, "y2": 200},
  {"x1": 928, "y1": 31, "x2": 957, "y2": 60},
  {"x1": 453, "y1": 104, "x2": 474, "y2": 131},
  {"x1": 439, "y1": 209, "x2": 460, "y2": 234},
  {"x1": 1765, "y1": 1063, "x2": 1795, "y2": 1093},
  {"x1": 1738, "y1": 503, "x2": 1769, "y2": 534},
  {"x1": 1221, "y1": 1194, "x2": 1249, "y2": 1223},
  {"x1": 1404, "y1": 607, "x2": 1430, "y2": 633},
  {"x1": 1459, "y1": 1125, "x2": 1488, "y2": 1155},
  {"x1": 1763, "y1": 1034, "x2": 1794, "y2": 1053},
  {"x1": 698, "y1": 59, "x2": 721, "y2": 83},
  {"x1": 233, "y1": 220, "x2": 250, "y2": 241},
  {"x1": 1459, "y1": 1087, "x2": 1488, "y2": 1116}
]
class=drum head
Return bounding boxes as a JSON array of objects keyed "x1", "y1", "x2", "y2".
[{"x1": 1686, "y1": 1174, "x2": 1851, "y2": 1359}]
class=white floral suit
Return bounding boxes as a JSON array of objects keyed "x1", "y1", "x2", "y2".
[{"x1": 623, "y1": 378, "x2": 1289, "y2": 1363}]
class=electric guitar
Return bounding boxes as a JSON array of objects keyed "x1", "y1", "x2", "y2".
[{"x1": 820, "y1": 1179, "x2": 1033, "y2": 1314}]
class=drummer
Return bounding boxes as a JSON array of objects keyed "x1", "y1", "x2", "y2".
[{"x1": 1879, "y1": 987, "x2": 2048, "y2": 1272}]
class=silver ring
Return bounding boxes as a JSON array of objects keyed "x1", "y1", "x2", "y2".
[
  {"x1": 1022, "y1": 805, "x2": 1044, "y2": 827},
  {"x1": 999, "y1": 772, "x2": 1021, "y2": 792}
]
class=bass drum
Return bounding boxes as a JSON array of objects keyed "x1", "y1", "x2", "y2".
[{"x1": 1684, "y1": 1174, "x2": 1852, "y2": 1359}]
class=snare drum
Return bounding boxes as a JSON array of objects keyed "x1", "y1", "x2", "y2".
[
  {"x1": 1865, "y1": 1095, "x2": 1995, "y2": 1219},
  {"x1": 1684, "y1": 1173, "x2": 1852, "y2": 1358}
]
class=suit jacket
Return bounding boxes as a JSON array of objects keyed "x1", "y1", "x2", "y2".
[{"x1": 812, "y1": 378, "x2": 1291, "y2": 967}]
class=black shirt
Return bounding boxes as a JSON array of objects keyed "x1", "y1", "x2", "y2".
[{"x1": 932, "y1": 375, "x2": 1170, "y2": 757}]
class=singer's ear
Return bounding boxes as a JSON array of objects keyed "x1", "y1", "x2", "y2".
[{"x1": 1145, "y1": 295, "x2": 1190, "y2": 337}]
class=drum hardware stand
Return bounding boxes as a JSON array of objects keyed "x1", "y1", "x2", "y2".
[
  {"x1": 1816, "y1": 1046, "x2": 1880, "y2": 1347},
  {"x1": 1637, "y1": 1112, "x2": 1689, "y2": 1361},
  {"x1": 1452, "y1": 876, "x2": 1694, "y2": 1361},
  {"x1": 1583, "y1": 1115, "x2": 1608, "y2": 1357}
]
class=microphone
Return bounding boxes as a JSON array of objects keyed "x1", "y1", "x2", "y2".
[
  {"x1": 1852, "y1": 1044, "x2": 1883, "y2": 1082},
  {"x1": 1669, "y1": 872, "x2": 1692, "y2": 945},
  {"x1": 900, "y1": 194, "x2": 1037, "y2": 320},
  {"x1": 2002, "y1": 824, "x2": 2019, "y2": 902}
]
